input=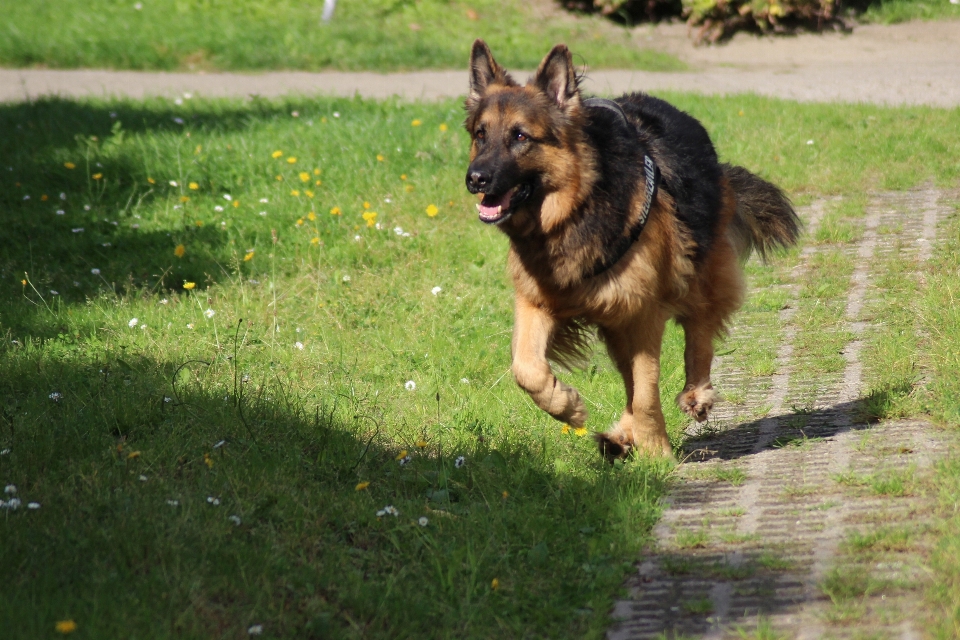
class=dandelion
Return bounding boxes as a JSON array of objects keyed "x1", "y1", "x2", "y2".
[
  {"x1": 229, "y1": 514, "x2": 242, "y2": 525},
  {"x1": 294, "y1": 341, "x2": 304, "y2": 350},
  {"x1": 248, "y1": 624, "x2": 264, "y2": 635},
  {"x1": 395, "y1": 449, "x2": 409, "y2": 461},
  {"x1": 363, "y1": 201, "x2": 371, "y2": 209},
  {"x1": 355, "y1": 481, "x2": 370, "y2": 491},
  {"x1": 206, "y1": 496, "x2": 221, "y2": 506},
  {"x1": 55, "y1": 620, "x2": 77, "y2": 634},
  {"x1": 415, "y1": 440, "x2": 428, "y2": 448},
  {"x1": 287, "y1": 157, "x2": 297, "y2": 164},
  {"x1": 561, "y1": 424, "x2": 571, "y2": 434},
  {"x1": 147, "y1": 177, "x2": 155, "y2": 184},
  {"x1": 188, "y1": 182, "x2": 199, "y2": 190},
  {"x1": 455, "y1": 456, "x2": 465, "y2": 468},
  {"x1": 174, "y1": 244, "x2": 185, "y2": 258},
  {"x1": 431, "y1": 286, "x2": 442, "y2": 296},
  {"x1": 310, "y1": 237, "x2": 320, "y2": 245},
  {"x1": 298, "y1": 171, "x2": 310, "y2": 182},
  {"x1": 183, "y1": 282, "x2": 196, "y2": 290},
  {"x1": 307, "y1": 211, "x2": 317, "y2": 221},
  {"x1": 376, "y1": 154, "x2": 385, "y2": 162},
  {"x1": 574, "y1": 427, "x2": 588, "y2": 437},
  {"x1": 394, "y1": 226, "x2": 404, "y2": 235},
  {"x1": 128, "y1": 318, "x2": 139, "y2": 328},
  {"x1": 404, "y1": 185, "x2": 414, "y2": 193},
  {"x1": 405, "y1": 380, "x2": 416, "y2": 391},
  {"x1": 362, "y1": 211, "x2": 377, "y2": 227},
  {"x1": 203, "y1": 453, "x2": 214, "y2": 468},
  {"x1": 330, "y1": 206, "x2": 341, "y2": 216},
  {"x1": 272, "y1": 150, "x2": 283, "y2": 159},
  {"x1": 377, "y1": 505, "x2": 399, "y2": 517},
  {"x1": 41, "y1": 194, "x2": 48, "y2": 201},
  {"x1": 304, "y1": 189, "x2": 314, "y2": 198},
  {"x1": 63, "y1": 162, "x2": 76, "y2": 170},
  {"x1": 127, "y1": 451, "x2": 141, "y2": 459},
  {"x1": 204, "y1": 309, "x2": 215, "y2": 318},
  {"x1": 440, "y1": 123, "x2": 448, "y2": 131},
  {"x1": 418, "y1": 516, "x2": 429, "y2": 527},
  {"x1": 502, "y1": 491, "x2": 509, "y2": 499},
  {"x1": 186, "y1": 323, "x2": 194, "y2": 329},
  {"x1": 426, "y1": 204, "x2": 439, "y2": 217},
  {"x1": 179, "y1": 196, "x2": 190, "y2": 203},
  {"x1": 411, "y1": 119, "x2": 422, "y2": 127},
  {"x1": 275, "y1": 175, "x2": 283, "y2": 181},
  {"x1": 491, "y1": 578, "x2": 500, "y2": 590},
  {"x1": 92, "y1": 173, "x2": 103, "y2": 180},
  {"x1": 244, "y1": 250, "x2": 255, "y2": 261},
  {"x1": 354, "y1": 235, "x2": 361, "y2": 241}
]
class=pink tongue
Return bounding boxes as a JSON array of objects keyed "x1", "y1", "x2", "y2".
[{"x1": 479, "y1": 189, "x2": 513, "y2": 220}]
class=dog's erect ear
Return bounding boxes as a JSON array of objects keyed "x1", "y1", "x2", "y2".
[
  {"x1": 469, "y1": 39, "x2": 509, "y2": 102},
  {"x1": 533, "y1": 44, "x2": 580, "y2": 112}
]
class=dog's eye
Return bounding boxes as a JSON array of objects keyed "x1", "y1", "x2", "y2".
[
  {"x1": 476, "y1": 129, "x2": 485, "y2": 141},
  {"x1": 515, "y1": 132, "x2": 528, "y2": 142}
]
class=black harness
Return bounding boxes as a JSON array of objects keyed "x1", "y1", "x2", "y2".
[{"x1": 580, "y1": 98, "x2": 661, "y2": 279}]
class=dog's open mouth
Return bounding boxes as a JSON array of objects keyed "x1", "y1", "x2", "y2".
[{"x1": 476, "y1": 183, "x2": 531, "y2": 224}]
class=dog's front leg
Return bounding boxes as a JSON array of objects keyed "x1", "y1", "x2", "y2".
[
  {"x1": 596, "y1": 310, "x2": 674, "y2": 460},
  {"x1": 511, "y1": 295, "x2": 588, "y2": 426}
]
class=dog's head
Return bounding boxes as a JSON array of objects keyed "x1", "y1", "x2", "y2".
[{"x1": 463, "y1": 40, "x2": 589, "y2": 233}]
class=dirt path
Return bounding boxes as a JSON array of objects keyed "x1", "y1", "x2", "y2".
[
  {"x1": 607, "y1": 188, "x2": 953, "y2": 639},
  {"x1": 2, "y1": 20, "x2": 959, "y2": 106}
]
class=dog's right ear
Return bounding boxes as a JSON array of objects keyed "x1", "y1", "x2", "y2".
[{"x1": 468, "y1": 39, "x2": 512, "y2": 103}]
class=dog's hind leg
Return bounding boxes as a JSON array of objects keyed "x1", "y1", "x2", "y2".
[
  {"x1": 595, "y1": 309, "x2": 674, "y2": 461},
  {"x1": 676, "y1": 316, "x2": 721, "y2": 422},
  {"x1": 511, "y1": 295, "x2": 588, "y2": 426}
]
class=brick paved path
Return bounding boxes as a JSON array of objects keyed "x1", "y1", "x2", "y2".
[{"x1": 607, "y1": 188, "x2": 952, "y2": 639}]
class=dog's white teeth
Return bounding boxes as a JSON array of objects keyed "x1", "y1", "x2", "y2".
[
  {"x1": 497, "y1": 205, "x2": 502, "y2": 215},
  {"x1": 475, "y1": 203, "x2": 481, "y2": 212}
]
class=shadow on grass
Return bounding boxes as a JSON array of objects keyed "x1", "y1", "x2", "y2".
[{"x1": 0, "y1": 344, "x2": 668, "y2": 638}]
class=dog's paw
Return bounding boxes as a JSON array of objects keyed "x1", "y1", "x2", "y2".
[
  {"x1": 594, "y1": 430, "x2": 632, "y2": 463},
  {"x1": 676, "y1": 384, "x2": 717, "y2": 423},
  {"x1": 550, "y1": 390, "x2": 588, "y2": 427}
]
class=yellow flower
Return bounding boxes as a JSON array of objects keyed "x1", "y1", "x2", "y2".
[
  {"x1": 329, "y1": 206, "x2": 341, "y2": 216},
  {"x1": 376, "y1": 154, "x2": 385, "y2": 162},
  {"x1": 287, "y1": 156, "x2": 297, "y2": 164},
  {"x1": 426, "y1": 204, "x2": 439, "y2": 217},
  {"x1": 305, "y1": 190, "x2": 314, "y2": 198},
  {"x1": 188, "y1": 182, "x2": 199, "y2": 190},
  {"x1": 315, "y1": 180, "x2": 322, "y2": 186},
  {"x1": 296, "y1": 218, "x2": 304, "y2": 226},
  {"x1": 180, "y1": 196, "x2": 190, "y2": 203},
  {"x1": 55, "y1": 620, "x2": 77, "y2": 634},
  {"x1": 147, "y1": 177, "x2": 156, "y2": 184},
  {"x1": 491, "y1": 578, "x2": 500, "y2": 590},
  {"x1": 299, "y1": 171, "x2": 310, "y2": 182},
  {"x1": 362, "y1": 211, "x2": 378, "y2": 227},
  {"x1": 404, "y1": 185, "x2": 414, "y2": 193},
  {"x1": 363, "y1": 201, "x2": 371, "y2": 209},
  {"x1": 41, "y1": 194, "x2": 48, "y2": 201},
  {"x1": 127, "y1": 451, "x2": 141, "y2": 459},
  {"x1": 502, "y1": 491, "x2": 509, "y2": 499},
  {"x1": 244, "y1": 251, "x2": 255, "y2": 261},
  {"x1": 439, "y1": 123, "x2": 448, "y2": 131},
  {"x1": 313, "y1": 168, "x2": 321, "y2": 175},
  {"x1": 232, "y1": 200, "x2": 240, "y2": 208},
  {"x1": 574, "y1": 427, "x2": 588, "y2": 437},
  {"x1": 355, "y1": 481, "x2": 370, "y2": 491},
  {"x1": 395, "y1": 449, "x2": 409, "y2": 461},
  {"x1": 561, "y1": 424, "x2": 571, "y2": 435},
  {"x1": 738, "y1": 110, "x2": 745, "y2": 117},
  {"x1": 183, "y1": 282, "x2": 196, "y2": 290},
  {"x1": 195, "y1": 220, "x2": 203, "y2": 227},
  {"x1": 415, "y1": 440, "x2": 428, "y2": 448},
  {"x1": 400, "y1": 174, "x2": 407, "y2": 181},
  {"x1": 92, "y1": 173, "x2": 103, "y2": 180},
  {"x1": 310, "y1": 237, "x2": 320, "y2": 245},
  {"x1": 411, "y1": 119, "x2": 422, "y2": 127},
  {"x1": 194, "y1": 145, "x2": 202, "y2": 154},
  {"x1": 272, "y1": 150, "x2": 283, "y2": 158},
  {"x1": 291, "y1": 190, "x2": 301, "y2": 197},
  {"x1": 275, "y1": 175, "x2": 283, "y2": 181},
  {"x1": 63, "y1": 162, "x2": 76, "y2": 170},
  {"x1": 174, "y1": 244, "x2": 186, "y2": 258},
  {"x1": 307, "y1": 211, "x2": 317, "y2": 221},
  {"x1": 21, "y1": 279, "x2": 26, "y2": 286},
  {"x1": 203, "y1": 453, "x2": 214, "y2": 468}
]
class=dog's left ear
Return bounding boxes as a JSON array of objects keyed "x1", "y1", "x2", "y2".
[{"x1": 533, "y1": 44, "x2": 580, "y2": 112}]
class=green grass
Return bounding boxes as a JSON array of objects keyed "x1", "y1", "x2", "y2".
[
  {"x1": 858, "y1": 0, "x2": 960, "y2": 24},
  {"x1": 0, "y1": 0, "x2": 683, "y2": 72},
  {"x1": 1, "y1": 93, "x2": 960, "y2": 637}
]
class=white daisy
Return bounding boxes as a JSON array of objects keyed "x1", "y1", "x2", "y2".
[
  {"x1": 431, "y1": 286, "x2": 442, "y2": 296},
  {"x1": 405, "y1": 380, "x2": 416, "y2": 391},
  {"x1": 91, "y1": 268, "x2": 100, "y2": 275},
  {"x1": 128, "y1": 318, "x2": 138, "y2": 327},
  {"x1": 204, "y1": 309, "x2": 215, "y2": 318},
  {"x1": 294, "y1": 341, "x2": 304, "y2": 351},
  {"x1": 418, "y1": 516, "x2": 429, "y2": 527}
]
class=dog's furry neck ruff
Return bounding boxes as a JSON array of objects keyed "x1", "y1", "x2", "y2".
[{"x1": 579, "y1": 99, "x2": 661, "y2": 279}]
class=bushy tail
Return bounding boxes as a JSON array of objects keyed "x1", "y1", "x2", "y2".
[{"x1": 723, "y1": 163, "x2": 801, "y2": 261}]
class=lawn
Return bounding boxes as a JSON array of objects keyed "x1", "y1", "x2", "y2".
[
  {"x1": 0, "y1": 0, "x2": 682, "y2": 73},
  {"x1": 1, "y1": 93, "x2": 959, "y2": 638}
]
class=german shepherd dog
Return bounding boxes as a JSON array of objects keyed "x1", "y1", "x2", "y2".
[{"x1": 463, "y1": 40, "x2": 800, "y2": 460}]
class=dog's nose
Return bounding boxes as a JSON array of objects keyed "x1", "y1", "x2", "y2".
[{"x1": 466, "y1": 170, "x2": 489, "y2": 194}]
